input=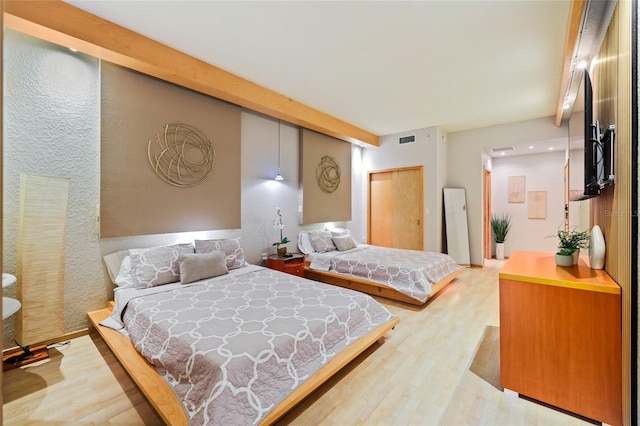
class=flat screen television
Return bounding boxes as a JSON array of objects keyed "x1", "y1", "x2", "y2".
[{"x1": 573, "y1": 69, "x2": 615, "y2": 201}]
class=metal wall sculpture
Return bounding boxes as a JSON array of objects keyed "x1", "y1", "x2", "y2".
[
  {"x1": 148, "y1": 123, "x2": 216, "y2": 187},
  {"x1": 316, "y1": 155, "x2": 341, "y2": 194}
]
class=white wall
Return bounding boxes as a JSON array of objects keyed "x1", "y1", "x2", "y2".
[
  {"x1": 2, "y1": 31, "x2": 327, "y2": 348},
  {"x1": 359, "y1": 126, "x2": 446, "y2": 252},
  {"x1": 491, "y1": 151, "x2": 566, "y2": 257},
  {"x1": 447, "y1": 116, "x2": 569, "y2": 265}
]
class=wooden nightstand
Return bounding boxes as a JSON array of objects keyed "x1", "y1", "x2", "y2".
[{"x1": 266, "y1": 254, "x2": 305, "y2": 277}]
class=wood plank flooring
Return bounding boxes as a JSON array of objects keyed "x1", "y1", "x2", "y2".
[{"x1": 2, "y1": 260, "x2": 593, "y2": 425}]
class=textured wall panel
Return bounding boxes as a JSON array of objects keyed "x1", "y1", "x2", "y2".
[{"x1": 3, "y1": 30, "x2": 103, "y2": 347}]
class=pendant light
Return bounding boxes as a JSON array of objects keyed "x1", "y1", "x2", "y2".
[{"x1": 274, "y1": 119, "x2": 284, "y2": 181}]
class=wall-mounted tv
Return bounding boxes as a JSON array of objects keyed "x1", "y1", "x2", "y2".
[{"x1": 572, "y1": 69, "x2": 615, "y2": 201}]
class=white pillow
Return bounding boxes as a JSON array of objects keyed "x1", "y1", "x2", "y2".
[
  {"x1": 103, "y1": 250, "x2": 129, "y2": 284},
  {"x1": 114, "y1": 255, "x2": 136, "y2": 289},
  {"x1": 298, "y1": 232, "x2": 316, "y2": 254}
]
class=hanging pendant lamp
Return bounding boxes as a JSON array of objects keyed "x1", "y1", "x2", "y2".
[{"x1": 274, "y1": 120, "x2": 284, "y2": 181}]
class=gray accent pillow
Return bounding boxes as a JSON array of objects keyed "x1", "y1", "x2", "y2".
[
  {"x1": 194, "y1": 237, "x2": 247, "y2": 270},
  {"x1": 332, "y1": 234, "x2": 358, "y2": 251},
  {"x1": 130, "y1": 243, "x2": 195, "y2": 289},
  {"x1": 179, "y1": 251, "x2": 228, "y2": 284}
]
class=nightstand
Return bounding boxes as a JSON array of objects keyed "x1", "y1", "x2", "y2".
[{"x1": 266, "y1": 254, "x2": 305, "y2": 277}]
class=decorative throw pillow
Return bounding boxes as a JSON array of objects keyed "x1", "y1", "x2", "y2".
[
  {"x1": 194, "y1": 237, "x2": 247, "y2": 270},
  {"x1": 179, "y1": 251, "x2": 228, "y2": 284},
  {"x1": 332, "y1": 234, "x2": 358, "y2": 251},
  {"x1": 129, "y1": 243, "x2": 195, "y2": 289},
  {"x1": 308, "y1": 230, "x2": 337, "y2": 253}
]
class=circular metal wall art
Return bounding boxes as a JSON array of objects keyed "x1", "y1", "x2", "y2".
[
  {"x1": 147, "y1": 123, "x2": 216, "y2": 187},
  {"x1": 316, "y1": 155, "x2": 341, "y2": 194}
]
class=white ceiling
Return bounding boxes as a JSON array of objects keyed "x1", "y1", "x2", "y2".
[{"x1": 65, "y1": 0, "x2": 571, "y2": 137}]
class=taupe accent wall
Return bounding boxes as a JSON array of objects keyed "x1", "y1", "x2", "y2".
[
  {"x1": 301, "y1": 128, "x2": 351, "y2": 224},
  {"x1": 100, "y1": 62, "x2": 241, "y2": 237}
]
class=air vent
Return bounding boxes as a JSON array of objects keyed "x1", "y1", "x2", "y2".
[
  {"x1": 399, "y1": 135, "x2": 415, "y2": 144},
  {"x1": 490, "y1": 147, "x2": 515, "y2": 154}
]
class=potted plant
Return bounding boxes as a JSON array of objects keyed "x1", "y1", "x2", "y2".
[
  {"x1": 552, "y1": 227, "x2": 590, "y2": 266},
  {"x1": 272, "y1": 207, "x2": 289, "y2": 256},
  {"x1": 490, "y1": 213, "x2": 512, "y2": 260}
]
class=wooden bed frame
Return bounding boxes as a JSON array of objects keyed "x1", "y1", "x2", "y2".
[
  {"x1": 304, "y1": 260, "x2": 464, "y2": 306},
  {"x1": 87, "y1": 305, "x2": 399, "y2": 425}
]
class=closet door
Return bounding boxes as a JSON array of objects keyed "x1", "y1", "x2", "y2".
[{"x1": 368, "y1": 167, "x2": 423, "y2": 250}]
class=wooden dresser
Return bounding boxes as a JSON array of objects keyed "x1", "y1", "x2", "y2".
[
  {"x1": 499, "y1": 251, "x2": 622, "y2": 425},
  {"x1": 266, "y1": 254, "x2": 305, "y2": 277}
]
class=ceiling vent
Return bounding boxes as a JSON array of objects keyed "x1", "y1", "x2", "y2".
[
  {"x1": 399, "y1": 135, "x2": 415, "y2": 144},
  {"x1": 490, "y1": 147, "x2": 515, "y2": 154}
]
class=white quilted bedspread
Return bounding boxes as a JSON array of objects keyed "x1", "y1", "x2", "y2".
[
  {"x1": 308, "y1": 245, "x2": 463, "y2": 303},
  {"x1": 104, "y1": 265, "x2": 396, "y2": 425}
]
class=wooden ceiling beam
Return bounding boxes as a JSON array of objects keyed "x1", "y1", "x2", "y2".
[
  {"x1": 4, "y1": 0, "x2": 378, "y2": 147},
  {"x1": 555, "y1": 0, "x2": 586, "y2": 126}
]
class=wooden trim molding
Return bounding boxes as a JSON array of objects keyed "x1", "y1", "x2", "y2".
[{"x1": 3, "y1": 0, "x2": 378, "y2": 147}]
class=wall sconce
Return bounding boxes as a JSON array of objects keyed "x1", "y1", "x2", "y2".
[{"x1": 274, "y1": 120, "x2": 284, "y2": 181}]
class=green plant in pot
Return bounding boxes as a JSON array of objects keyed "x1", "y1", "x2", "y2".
[
  {"x1": 491, "y1": 213, "x2": 512, "y2": 260},
  {"x1": 552, "y1": 227, "x2": 590, "y2": 266}
]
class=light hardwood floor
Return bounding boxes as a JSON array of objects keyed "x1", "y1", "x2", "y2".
[{"x1": 3, "y1": 260, "x2": 593, "y2": 425}]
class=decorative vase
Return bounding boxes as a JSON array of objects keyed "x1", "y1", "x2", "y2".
[
  {"x1": 589, "y1": 225, "x2": 605, "y2": 269},
  {"x1": 555, "y1": 253, "x2": 574, "y2": 266},
  {"x1": 495, "y1": 243, "x2": 505, "y2": 260},
  {"x1": 277, "y1": 244, "x2": 287, "y2": 256},
  {"x1": 572, "y1": 250, "x2": 579, "y2": 265}
]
